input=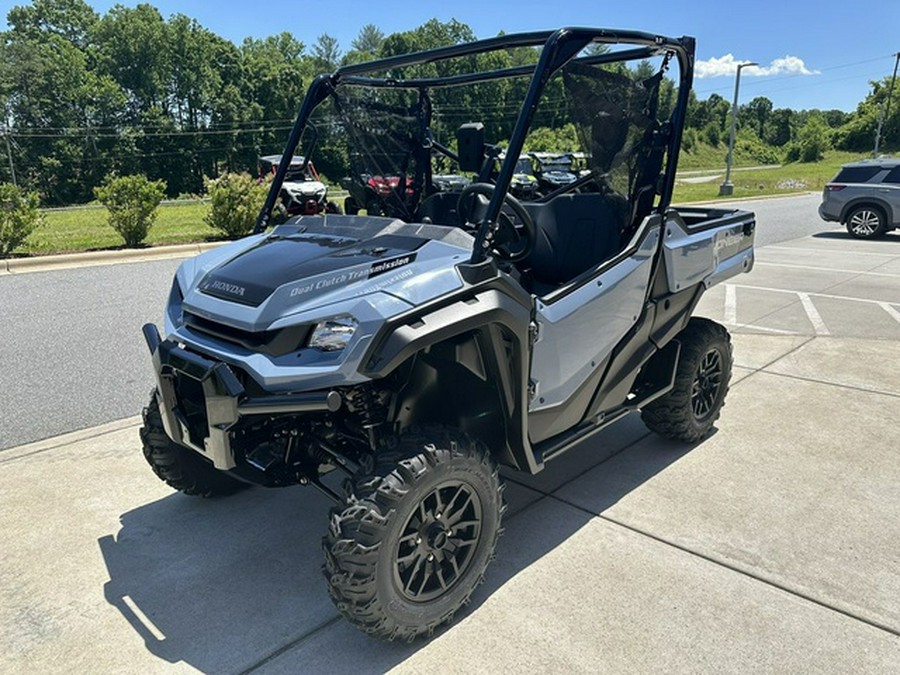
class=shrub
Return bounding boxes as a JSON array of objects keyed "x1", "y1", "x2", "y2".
[
  {"x1": 0, "y1": 183, "x2": 42, "y2": 257},
  {"x1": 204, "y1": 173, "x2": 268, "y2": 238},
  {"x1": 792, "y1": 115, "x2": 831, "y2": 163},
  {"x1": 735, "y1": 129, "x2": 781, "y2": 165},
  {"x1": 94, "y1": 173, "x2": 166, "y2": 247}
]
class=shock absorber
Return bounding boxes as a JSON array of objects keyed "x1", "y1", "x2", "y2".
[{"x1": 345, "y1": 385, "x2": 388, "y2": 448}]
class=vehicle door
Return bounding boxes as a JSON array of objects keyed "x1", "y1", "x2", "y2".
[{"x1": 527, "y1": 217, "x2": 662, "y2": 440}]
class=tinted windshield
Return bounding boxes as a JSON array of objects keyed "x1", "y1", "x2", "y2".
[{"x1": 514, "y1": 158, "x2": 533, "y2": 174}]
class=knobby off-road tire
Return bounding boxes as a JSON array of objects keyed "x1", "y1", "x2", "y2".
[
  {"x1": 641, "y1": 318, "x2": 733, "y2": 443},
  {"x1": 323, "y1": 428, "x2": 505, "y2": 641},
  {"x1": 139, "y1": 390, "x2": 246, "y2": 497}
]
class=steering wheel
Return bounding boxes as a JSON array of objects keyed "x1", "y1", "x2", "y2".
[{"x1": 456, "y1": 183, "x2": 536, "y2": 262}]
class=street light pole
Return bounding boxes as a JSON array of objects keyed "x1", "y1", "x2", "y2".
[
  {"x1": 719, "y1": 61, "x2": 757, "y2": 196},
  {"x1": 873, "y1": 51, "x2": 900, "y2": 158}
]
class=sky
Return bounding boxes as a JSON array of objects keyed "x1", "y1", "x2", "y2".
[{"x1": 2, "y1": 0, "x2": 899, "y2": 112}]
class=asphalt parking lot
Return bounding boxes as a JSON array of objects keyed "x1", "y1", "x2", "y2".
[{"x1": 2, "y1": 229, "x2": 899, "y2": 673}]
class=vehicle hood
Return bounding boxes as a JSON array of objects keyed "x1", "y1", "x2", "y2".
[
  {"x1": 541, "y1": 170, "x2": 577, "y2": 185},
  {"x1": 283, "y1": 179, "x2": 326, "y2": 197},
  {"x1": 433, "y1": 174, "x2": 471, "y2": 192},
  {"x1": 175, "y1": 215, "x2": 473, "y2": 332}
]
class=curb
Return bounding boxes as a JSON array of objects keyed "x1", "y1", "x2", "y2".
[
  {"x1": 677, "y1": 191, "x2": 819, "y2": 207},
  {"x1": 1, "y1": 241, "x2": 225, "y2": 276},
  {"x1": 0, "y1": 415, "x2": 142, "y2": 463}
]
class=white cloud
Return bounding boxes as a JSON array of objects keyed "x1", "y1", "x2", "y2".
[{"x1": 695, "y1": 53, "x2": 820, "y2": 78}]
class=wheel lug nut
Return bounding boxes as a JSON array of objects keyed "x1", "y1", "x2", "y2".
[
  {"x1": 427, "y1": 554, "x2": 434, "y2": 561},
  {"x1": 415, "y1": 537, "x2": 422, "y2": 545},
  {"x1": 436, "y1": 512, "x2": 442, "y2": 519}
]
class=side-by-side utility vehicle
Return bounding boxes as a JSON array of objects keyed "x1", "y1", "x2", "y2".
[{"x1": 140, "y1": 27, "x2": 756, "y2": 641}]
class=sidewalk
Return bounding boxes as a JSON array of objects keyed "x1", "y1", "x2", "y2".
[{"x1": 2, "y1": 331, "x2": 898, "y2": 673}]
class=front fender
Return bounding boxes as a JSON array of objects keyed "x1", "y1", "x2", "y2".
[{"x1": 361, "y1": 287, "x2": 540, "y2": 474}]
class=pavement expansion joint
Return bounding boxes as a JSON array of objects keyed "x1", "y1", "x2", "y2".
[
  {"x1": 761, "y1": 369, "x2": 900, "y2": 400},
  {"x1": 590, "y1": 509, "x2": 900, "y2": 640},
  {"x1": 238, "y1": 616, "x2": 343, "y2": 675},
  {"x1": 505, "y1": 422, "x2": 900, "y2": 640},
  {"x1": 748, "y1": 335, "x2": 817, "y2": 374}
]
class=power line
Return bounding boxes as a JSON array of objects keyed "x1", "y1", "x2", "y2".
[
  {"x1": 693, "y1": 53, "x2": 899, "y2": 100},
  {"x1": 9, "y1": 125, "x2": 293, "y2": 139},
  {"x1": 695, "y1": 68, "x2": 891, "y2": 100}
]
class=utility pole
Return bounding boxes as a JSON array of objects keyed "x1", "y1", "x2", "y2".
[
  {"x1": 874, "y1": 52, "x2": 900, "y2": 158},
  {"x1": 3, "y1": 127, "x2": 16, "y2": 187}
]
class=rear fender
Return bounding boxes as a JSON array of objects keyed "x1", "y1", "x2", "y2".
[{"x1": 839, "y1": 197, "x2": 895, "y2": 226}]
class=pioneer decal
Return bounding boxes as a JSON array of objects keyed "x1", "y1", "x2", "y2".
[{"x1": 714, "y1": 229, "x2": 745, "y2": 256}]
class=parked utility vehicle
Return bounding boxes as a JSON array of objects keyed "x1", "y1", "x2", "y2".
[
  {"x1": 140, "y1": 27, "x2": 755, "y2": 641},
  {"x1": 259, "y1": 154, "x2": 337, "y2": 216}
]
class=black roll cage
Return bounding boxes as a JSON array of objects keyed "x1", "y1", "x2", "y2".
[{"x1": 254, "y1": 27, "x2": 695, "y2": 264}]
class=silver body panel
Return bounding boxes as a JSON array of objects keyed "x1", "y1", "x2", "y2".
[
  {"x1": 529, "y1": 226, "x2": 660, "y2": 412},
  {"x1": 662, "y1": 213, "x2": 755, "y2": 293}
]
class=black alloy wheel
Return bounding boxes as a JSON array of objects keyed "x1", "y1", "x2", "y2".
[
  {"x1": 691, "y1": 348, "x2": 724, "y2": 421},
  {"x1": 394, "y1": 480, "x2": 482, "y2": 603}
]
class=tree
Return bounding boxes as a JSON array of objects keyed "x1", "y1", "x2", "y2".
[
  {"x1": 6, "y1": 0, "x2": 97, "y2": 47},
  {"x1": 92, "y1": 4, "x2": 171, "y2": 114},
  {"x1": 380, "y1": 18, "x2": 476, "y2": 57},
  {"x1": 834, "y1": 75, "x2": 900, "y2": 152},
  {"x1": 744, "y1": 96, "x2": 773, "y2": 138},
  {"x1": 312, "y1": 34, "x2": 341, "y2": 72},
  {"x1": 239, "y1": 32, "x2": 310, "y2": 165},
  {"x1": 764, "y1": 108, "x2": 794, "y2": 147},
  {"x1": 0, "y1": 23, "x2": 125, "y2": 203},
  {"x1": 342, "y1": 24, "x2": 385, "y2": 65},
  {"x1": 688, "y1": 93, "x2": 729, "y2": 131},
  {"x1": 351, "y1": 24, "x2": 384, "y2": 55}
]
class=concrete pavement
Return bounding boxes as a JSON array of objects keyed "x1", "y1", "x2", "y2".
[{"x1": 2, "y1": 231, "x2": 900, "y2": 672}]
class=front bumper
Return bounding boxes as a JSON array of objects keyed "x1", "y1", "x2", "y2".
[{"x1": 143, "y1": 324, "x2": 341, "y2": 470}]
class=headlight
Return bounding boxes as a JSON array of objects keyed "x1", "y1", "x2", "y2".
[{"x1": 308, "y1": 316, "x2": 358, "y2": 351}]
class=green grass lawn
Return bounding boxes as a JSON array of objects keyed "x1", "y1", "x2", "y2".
[
  {"x1": 16, "y1": 189, "x2": 352, "y2": 257},
  {"x1": 672, "y1": 151, "x2": 867, "y2": 203},
  {"x1": 19, "y1": 200, "x2": 219, "y2": 256},
  {"x1": 10, "y1": 154, "x2": 869, "y2": 257}
]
